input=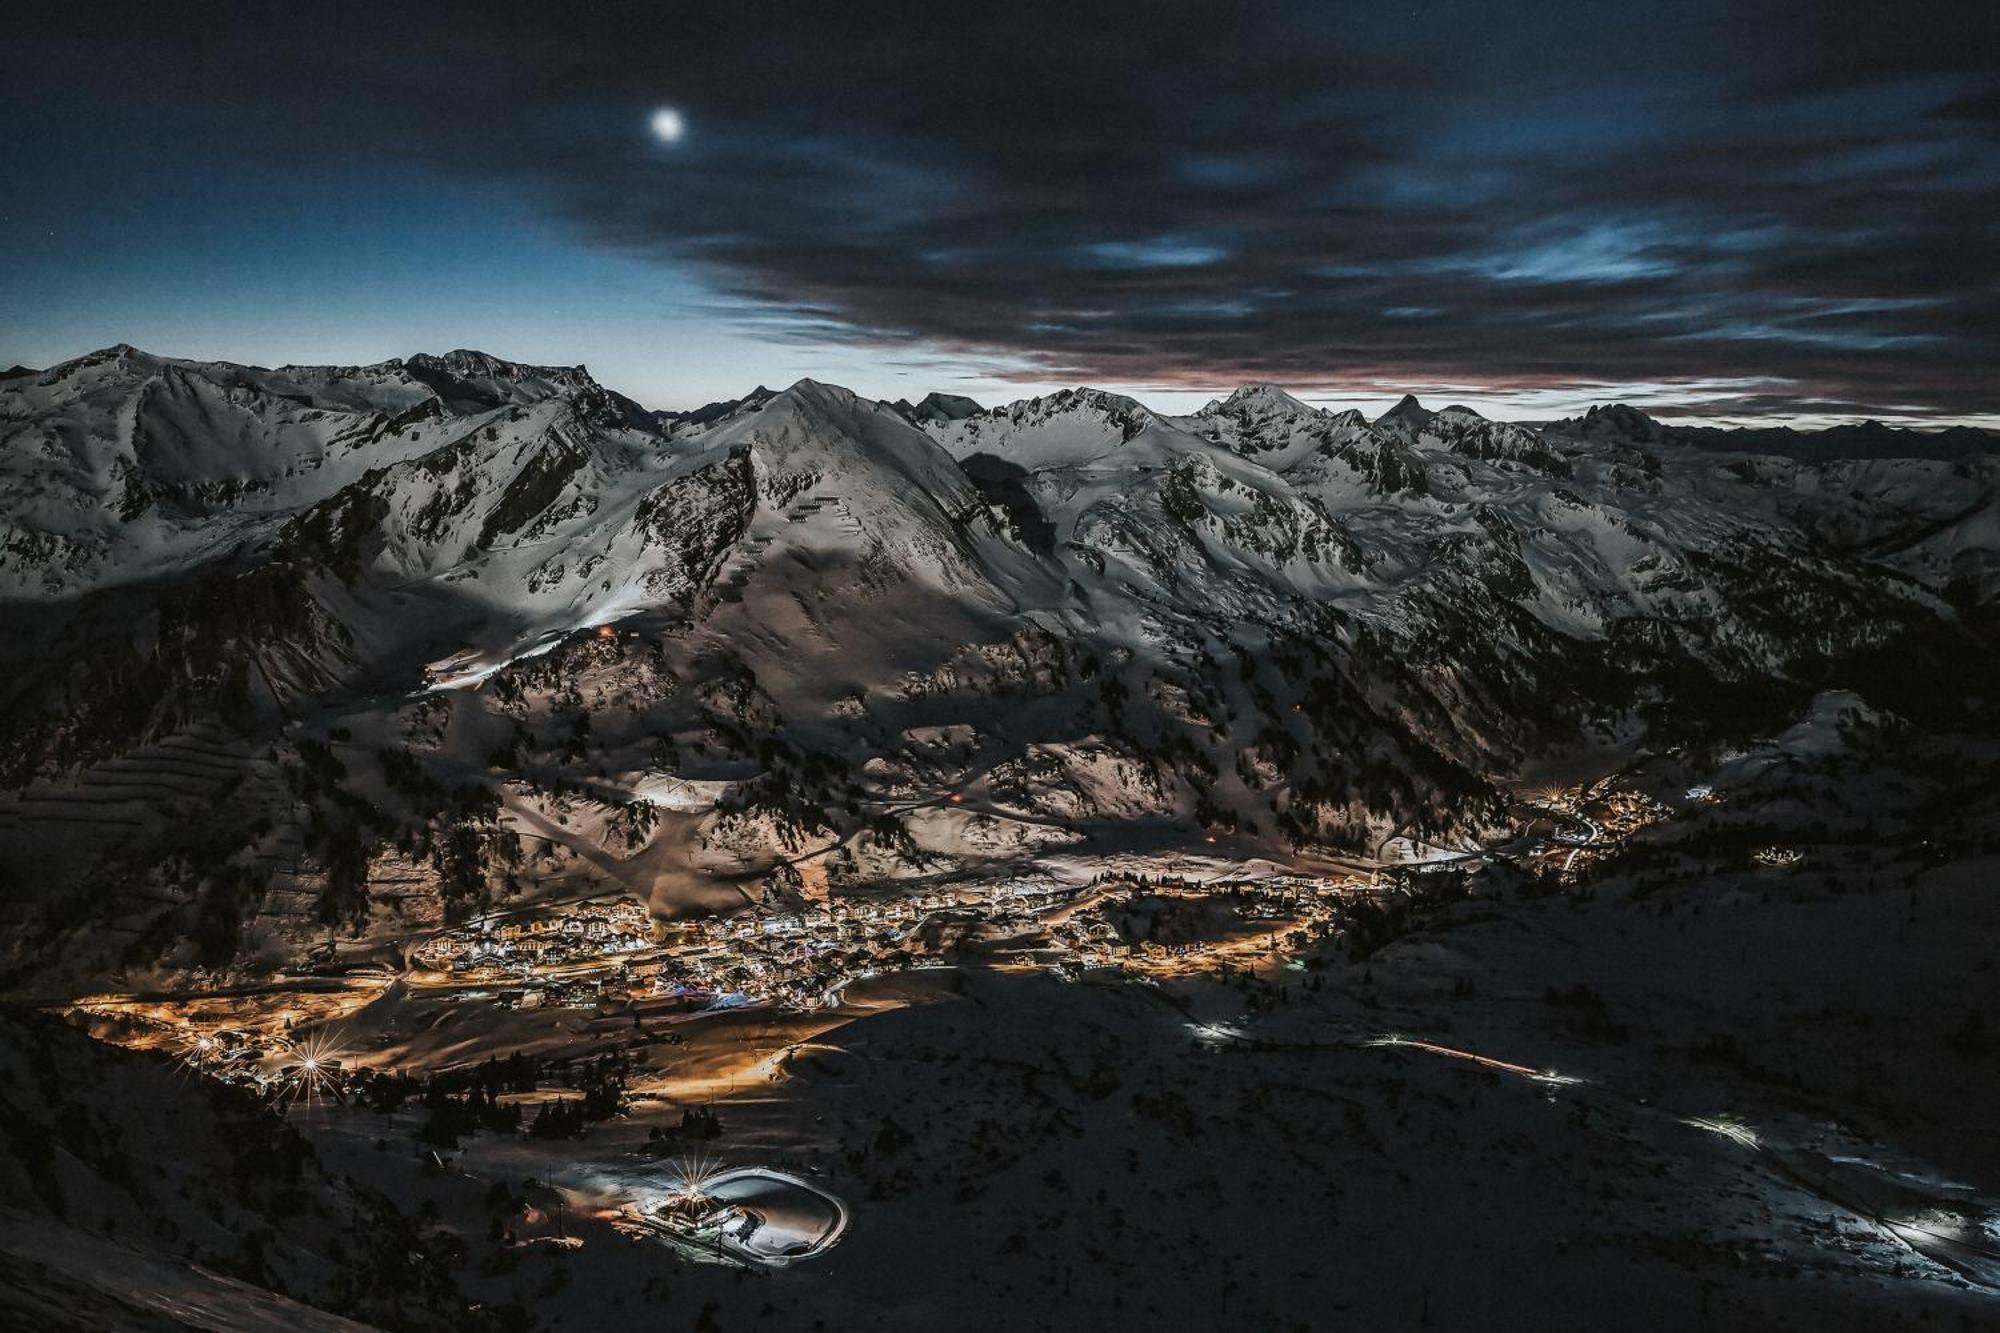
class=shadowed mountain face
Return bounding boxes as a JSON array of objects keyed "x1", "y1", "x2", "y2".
[
  {"x1": 0, "y1": 1005, "x2": 476, "y2": 1330},
  {"x1": 2, "y1": 346, "x2": 1997, "y2": 985}
]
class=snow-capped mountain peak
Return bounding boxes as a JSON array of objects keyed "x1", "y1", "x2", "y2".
[
  {"x1": 1549, "y1": 402, "x2": 1669, "y2": 444},
  {"x1": 890, "y1": 391, "x2": 984, "y2": 425},
  {"x1": 3, "y1": 347, "x2": 1998, "y2": 926},
  {"x1": 1373, "y1": 392, "x2": 1435, "y2": 440},
  {"x1": 1180, "y1": 384, "x2": 1369, "y2": 467},
  {"x1": 1203, "y1": 383, "x2": 1317, "y2": 417}
]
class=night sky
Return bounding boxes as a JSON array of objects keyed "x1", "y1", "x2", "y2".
[{"x1": 5, "y1": 1, "x2": 1996, "y2": 421}]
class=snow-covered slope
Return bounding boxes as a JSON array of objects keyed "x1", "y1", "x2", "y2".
[{"x1": 2, "y1": 347, "x2": 1996, "y2": 984}]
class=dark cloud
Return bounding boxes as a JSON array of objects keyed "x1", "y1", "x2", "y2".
[{"x1": 8, "y1": 0, "x2": 1997, "y2": 416}]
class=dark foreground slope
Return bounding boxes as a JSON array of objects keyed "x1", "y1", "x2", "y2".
[{"x1": 0, "y1": 1006, "x2": 493, "y2": 1332}]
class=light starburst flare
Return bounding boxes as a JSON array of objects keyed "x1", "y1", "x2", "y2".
[
  {"x1": 278, "y1": 1029, "x2": 352, "y2": 1108},
  {"x1": 663, "y1": 1148, "x2": 720, "y2": 1211}
]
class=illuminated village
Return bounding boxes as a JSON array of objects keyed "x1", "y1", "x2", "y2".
[
  {"x1": 58, "y1": 763, "x2": 1805, "y2": 1128},
  {"x1": 69, "y1": 775, "x2": 1680, "y2": 1125},
  {"x1": 26, "y1": 686, "x2": 2000, "y2": 1332},
  {"x1": 351, "y1": 868, "x2": 1362, "y2": 1019}
]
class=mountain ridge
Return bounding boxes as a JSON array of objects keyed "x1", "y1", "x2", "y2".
[{"x1": 2, "y1": 344, "x2": 1997, "y2": 987}]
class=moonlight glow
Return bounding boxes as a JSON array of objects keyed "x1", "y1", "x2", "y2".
[{"x1": 650, "y1": 107, "x2": 686, "y2": 144}]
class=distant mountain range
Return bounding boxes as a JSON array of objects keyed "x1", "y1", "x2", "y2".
[
  {"x1": 1545, "y1": 401, "x2": 1999, "y2": 463},
  {"x1": 2, "y1": 345, "x2": 1995, "y2": 986}
]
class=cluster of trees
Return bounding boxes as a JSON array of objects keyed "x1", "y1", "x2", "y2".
[
  {"x1": 710, "y1": 729, "x2": 857, "y2": 842},
  {"x1": 643, "y1": 1104, "x2": 724, "y2": 1151},
  {"x1": 863, "y1": 812, "x2": 927, "y2": 865},
  {"x1": 527, "y1": 1098, "x2": 592, "y2": 1139},
  {"x1": 1330, "y1": 868, "x2": 1472, "y2": 958},
  {"x1": 352, "y1": 1049, "x2": 637, "y2": 1148},
  {"x1": 421, "y1": 1084, "x2": 523, "y2": 1147},
  {"x1": 527, "y1": 1053, "x2": 630, "y2": 1138},
  {"x1": 678, "y1": 1104, "x2": 723, "y2": 1138},
  {"x1": 354, "y1": 1053, "x2": 541, "y2": 1147}
]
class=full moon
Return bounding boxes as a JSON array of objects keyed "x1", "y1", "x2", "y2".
[{"x1": 650, "y1": 107, "x2": 686, "y2": 144}]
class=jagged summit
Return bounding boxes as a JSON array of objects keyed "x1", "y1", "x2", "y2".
[
  {"x1": 890, "y1": 391, "x2": 984, "y2": 425},
  {"x1": 49, "y1": 342, "x2": 173, "y2": 376},
  {"x1": 917, "y1": 385, "x2": 1161, "y2": 468},
  {"x1": 1549, "y1": 402, "x2": 1669, "y2": 444},
  {"x1": 389, "y1": 348, "x2": 615, "y2": 415},
  {"x1": 780, "y1": 375, "x2": 865, "y2": 405},
  {"x1": 675, "y1": 384, "x2": 778, "y2": 427},
  {"x1": 756, "y1": 377, "x2": 919, "y2": 437},
  {"x1": 1179, "y1": 384, "x2": 1367, "y2": 467},
  {"x1": 1375, "y1": 393, "x2": 1429, "y2": 424},
  {"x1": 709, "y1": 374, "x2": 982, "y2": 511},
  {"x1": 1206, "y1": 383, "x2": 1317, "y2": 415},
  {"x1": 1368, "y1": 393, "x2": 1435, "y2": 444},
  {"x1": 1022, "y1": 386, "x2": 1151, "y2": 418},
  {"x1": 401, "y1": 348, "x2": 591, "y2": 380}
]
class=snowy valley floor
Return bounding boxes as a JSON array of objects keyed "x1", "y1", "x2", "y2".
[
  {"x1": 231, "y1": 850, "x2": 2000, "y2": 1333},
  {"x1": 15, "y1": 710, "x2": 2000, "y2": 1332}
]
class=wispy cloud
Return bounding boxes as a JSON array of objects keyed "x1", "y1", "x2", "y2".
[{"x1": 6, "y1": 0, "x2": 1997, "y2": 418}]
